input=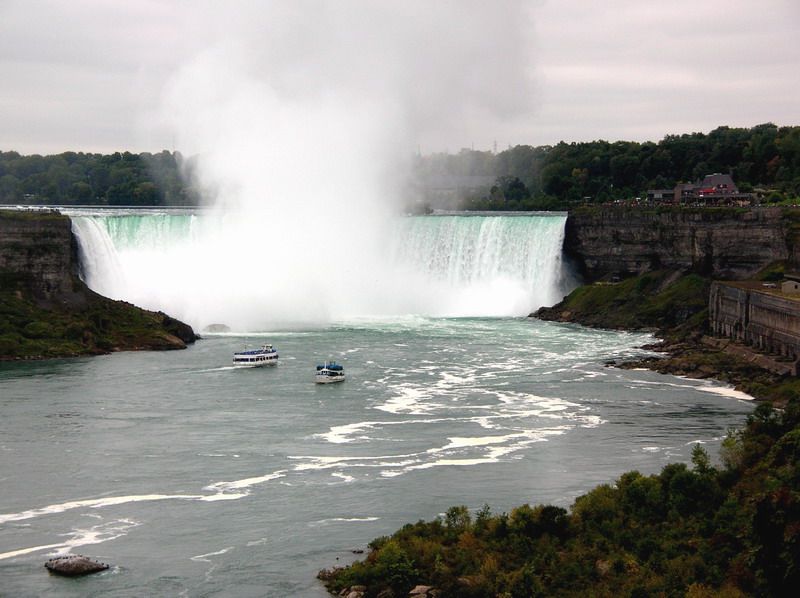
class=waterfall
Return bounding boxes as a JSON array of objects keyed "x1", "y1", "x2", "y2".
[{"x1": 69, "y1": 210, "x2": 572, "y2": 331}]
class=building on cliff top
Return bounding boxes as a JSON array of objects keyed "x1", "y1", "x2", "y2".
[
  {"x1": 647, "y1": 173, "x2": 755, "y2": 205},
  {"x1": 782, "y1": 274, "x2": 800, "y2": 294}
]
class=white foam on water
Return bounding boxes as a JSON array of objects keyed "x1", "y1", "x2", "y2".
[
  {"x1": 203, "y1": 471, "x2": 286, "y2": 494},
  {"x1": 317, "y1": 421, "x2": 381, "y2": 444},
  {"x1": 696, "y1": 386, "x2": 755, "y2": 401},
  {"x1": 0, "y1": 494, "x2": 205, "y2": 524},
  {"x1": 427, "y1": 433, "x2": 527, "y2": 453},
  {"x1": 191, "y1": 546, "x2": 235, "y2": 562},
  {"x1": 289, "y1": 454, "x2": 421, "y2": 472},
  {"x1": 308, "y1": 517, "x2": 380, "y2": 527},
  {"x1": 0, "y1": 518, "x2": 140, "y2": 561},
  {"x1": 57, "y1": 518, "x2": 139, "y2": 555},
  {"x1": 685, "y1": 435, "x2": 726, "y2": 445},
  {"x1": 374, "y1": 386, "x2": 442, "y2": 415},
  {"x1": 0, "y1": 543, "x2": 63, "y2": 560},
  {"x1": 330, "y1": 472, "x2": 355, "y2": 484}
]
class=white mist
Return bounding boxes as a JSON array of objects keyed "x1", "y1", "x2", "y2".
[{"x1": 117, "y1": 1, "x2": 542, "y2": 330}]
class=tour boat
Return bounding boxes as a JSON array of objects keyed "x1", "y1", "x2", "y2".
[
  {"x1": 315, "y1": 361, "x2": 345, "y2": 383},
  {"x1": 232, "y1": 343, "x2": 279, "y2": 367}
]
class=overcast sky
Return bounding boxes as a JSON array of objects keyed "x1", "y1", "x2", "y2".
[{"x1": 1, "y1": 0, "x2": 798, "y2": 156}]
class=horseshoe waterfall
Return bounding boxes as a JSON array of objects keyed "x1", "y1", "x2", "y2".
[{"x1": 69, "y1": 210, "x2": 572, "y2": 331}]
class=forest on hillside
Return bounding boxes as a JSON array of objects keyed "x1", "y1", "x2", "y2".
[
  {"x1": 416, "y1": 123, "x2": 800, "y2": 211},
  {"x1": 2, "y1": 123, "x2": 798, "y2": 208},
  {"x1": 0, "y1": 150, "x2": 200, "y2": 206}
]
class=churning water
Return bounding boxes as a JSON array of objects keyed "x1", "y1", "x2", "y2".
[
  {"x1": 0, "y1": 320, "x2": 753, "y2": 597},
  {"x1": 0, "y1": 211, "x2": 753, "y2": 597}
]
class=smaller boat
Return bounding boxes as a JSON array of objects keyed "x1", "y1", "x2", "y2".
[
  {"x1": 315, "y1": 361, "x2": 345, "y2": 383},
  {"x1": 232, "y1": 343, "x2": 279, "y2": 367}
]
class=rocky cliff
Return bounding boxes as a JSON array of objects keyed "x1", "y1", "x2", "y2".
[
  {"x1": 0, "y1": 209, "x2": 82, "y2": 305},
  {"x1": 564, "y1": 207, "x2": 798, "y2": 282},
  {"x1": 0, "y1": 208, "x2": 196, "y2": 359}
]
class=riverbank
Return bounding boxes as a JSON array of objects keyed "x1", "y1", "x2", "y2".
[
  {"x1": 534, "y1": 269, "x2": 800, "y2": 407},
  {"x1": 322, "y1": 274, "x2": 800, "y2": 597}
]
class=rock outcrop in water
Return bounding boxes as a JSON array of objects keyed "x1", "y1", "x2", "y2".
[
  {"x1": 44, "y1": 555, "x2": 110, "y2": 576},
  {"x1": 0, "y1": 209, "x2": 197, "y2": 360}
]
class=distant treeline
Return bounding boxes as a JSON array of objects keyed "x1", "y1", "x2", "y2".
[
  {"x1": 0, "y1": 150, "x2": 200, "y2": 206},
  {"x1": 416, "y1": 123, "x2": 800, "y2": 210},
  {"x1": 3, "y1": 123, "x2": 799, "y2": 208}
]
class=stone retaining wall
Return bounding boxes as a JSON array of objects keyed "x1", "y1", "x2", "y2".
[{"x1": 709, "y1": 282, "x2": 800, "y2": 373}]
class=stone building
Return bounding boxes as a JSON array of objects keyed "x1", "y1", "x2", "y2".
[{"x1": 781, "y1": 274, "x2": 800, "y2": 294}]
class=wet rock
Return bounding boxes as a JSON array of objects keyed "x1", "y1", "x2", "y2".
[
  {"x1": 44, "y1": 555, "x2": 109, "y2": 576},
  {"x1": 203, "y1": 323, "x2": 230, "y2": 333}
]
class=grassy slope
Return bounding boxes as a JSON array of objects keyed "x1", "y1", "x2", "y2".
[
  {"x1": 535, "y1": 271, "x2": 710, "y2": 332},
  {"x1": 0, "y1": 286, "x2": 193, "y2": 360}
]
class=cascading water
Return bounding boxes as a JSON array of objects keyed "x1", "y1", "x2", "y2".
[{"x1": 69, "y1": 209, "x2": 573, "y2": 331}]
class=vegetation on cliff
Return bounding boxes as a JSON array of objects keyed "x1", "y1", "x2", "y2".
[
  {"x1": 323, "y1": 399, "x2": 800, "y2": 598},
  {"x1": 0, "y1": 286, "x2": 195, "y2": 360},
  {"x1": 534, "y1": 271, "x2": 710, "y2": 333}
]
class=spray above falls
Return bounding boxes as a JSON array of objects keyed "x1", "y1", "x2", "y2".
[{"x1": 129, "y1": 2, "x2": 541, "y2": 329}]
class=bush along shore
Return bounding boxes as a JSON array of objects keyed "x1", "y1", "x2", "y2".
[{"x1": 321, "y1": 271, "x2": 800, "y2": 597}]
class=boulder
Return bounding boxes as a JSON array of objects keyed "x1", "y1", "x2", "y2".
[
  {"x1": 203, "y1": 323, "x2": 231, "y2": 333},
  {"x1": 44, "y1": 555, "x2": 109, "y2": 576}
]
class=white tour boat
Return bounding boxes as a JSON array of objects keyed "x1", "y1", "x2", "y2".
[
  {"x1": 232, "y1": 344, "x2": 279, "y2": 367},
  {"x1": 315, "y1": 361, "x2": 345, "y2": 383}
]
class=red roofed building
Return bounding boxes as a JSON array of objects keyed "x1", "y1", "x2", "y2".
[{"x1": 647, "y1": 173, "x2": 755, "y2": 205}]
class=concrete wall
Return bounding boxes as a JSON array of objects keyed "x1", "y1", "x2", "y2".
[{"x1": 710, "y1": 282, "x2": 800, "y2": 369}]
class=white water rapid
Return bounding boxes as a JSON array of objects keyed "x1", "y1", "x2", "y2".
[{"x1": 70, "y1": 210, "x2": 572, "y2": 331}]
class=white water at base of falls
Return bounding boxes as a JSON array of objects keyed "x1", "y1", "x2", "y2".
[{"x1": 69, "y1": 210, "x2": 573, "y2": 331}]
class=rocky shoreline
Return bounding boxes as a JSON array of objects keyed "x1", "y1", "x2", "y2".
[{"x1": 533, "y1": 272, "x2": 799, "y2": 406}]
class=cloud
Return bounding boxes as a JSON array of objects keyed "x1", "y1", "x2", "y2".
[
  {"x1": 0, "y1": 0, "x2": 798, "y2": 155},
  {"x1": 529, "y1": 0, "x2": 800, "y2": 144}
]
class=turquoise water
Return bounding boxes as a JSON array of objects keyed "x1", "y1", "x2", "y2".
[{"x1": 0, "y1": 317, "x2": 753, "y2": 597}]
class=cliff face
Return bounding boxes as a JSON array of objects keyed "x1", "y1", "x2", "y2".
[
  {"x1": 564, "y1": 207, "x2": 797, "y2": 282},
  {"x1": 0, "y1": 209, "x2": 81, "y2": 304}
]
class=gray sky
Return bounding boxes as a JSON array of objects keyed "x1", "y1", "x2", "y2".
[{"x1": 1, "y1": 0, "x2": 798, "y2": 156}]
